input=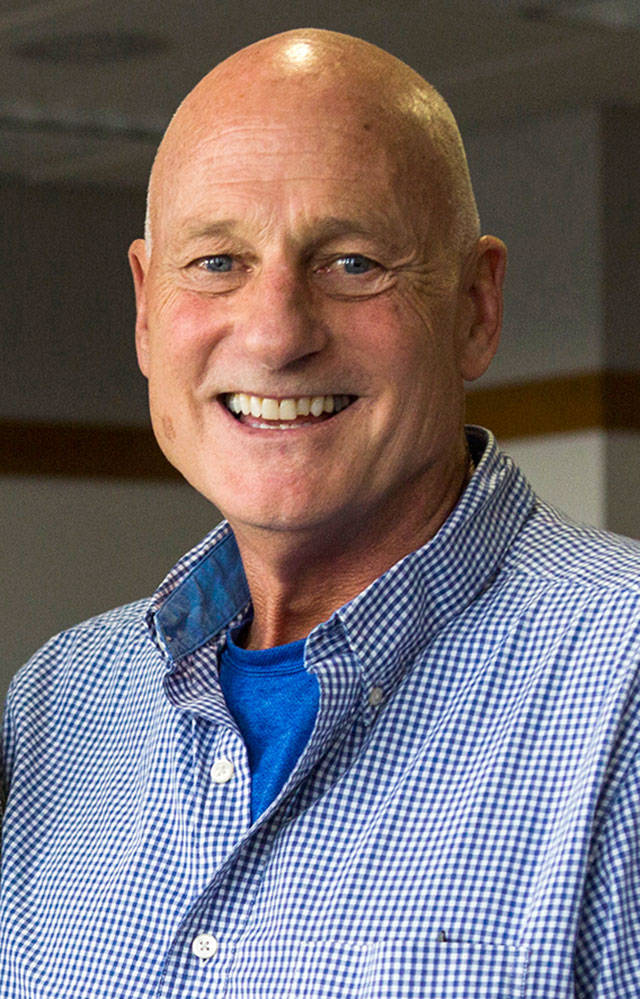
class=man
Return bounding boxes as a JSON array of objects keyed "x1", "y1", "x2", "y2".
[{"x1": 1, "y1": 27, "x2": 639, "y2": 998}]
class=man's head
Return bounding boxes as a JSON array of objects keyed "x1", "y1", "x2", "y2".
[{"x1": 130, "y1": 29, "x2": 506, "y2": 554}]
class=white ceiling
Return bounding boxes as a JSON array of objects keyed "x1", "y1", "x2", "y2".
[{"x1": 0, "y1": 0, "x2": 638, "y2": 187}]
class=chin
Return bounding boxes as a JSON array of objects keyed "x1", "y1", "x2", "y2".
[
  {"x1": 189, "y1": 462, "x2": 348, "y2": 531},
  {"x1": 207, "y1": 487, "x2": 349, "y2": 537},
  {"x1": 227, "y1": 504, "x2": 333, "y2": 535}
]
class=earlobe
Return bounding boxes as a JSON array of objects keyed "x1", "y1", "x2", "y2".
[
  {"x1": 128, "y1": 238, "x2": 151, "y2": 377},
  {"x1": 460, "y1": 235, "x2": 507, "y2": 382}
]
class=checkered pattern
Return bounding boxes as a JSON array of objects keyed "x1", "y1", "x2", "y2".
[{"x1": 2, "y1": 427, "x2": 640, "y2": 997}]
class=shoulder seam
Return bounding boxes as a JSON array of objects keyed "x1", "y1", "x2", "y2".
[{"x1": 499, "y1": 563, "x2": 640, "y2": 599}]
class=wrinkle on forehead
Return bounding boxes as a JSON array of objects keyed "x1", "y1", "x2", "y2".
[{"x1": 182, "y1": 120, "x2": 394, "y2": 189}]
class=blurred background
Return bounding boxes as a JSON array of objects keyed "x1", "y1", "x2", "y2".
[{"x1": 2, "y1": 0, "x2": 640, "y2": 698}]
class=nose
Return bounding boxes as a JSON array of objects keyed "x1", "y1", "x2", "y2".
[{"x1": 238, "y1": 262, "x2": 329, "y2": 371}]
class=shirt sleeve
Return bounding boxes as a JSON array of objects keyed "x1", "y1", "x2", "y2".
[{"x1": 573, "y1": 746, "x2": 640, "y2": 997}]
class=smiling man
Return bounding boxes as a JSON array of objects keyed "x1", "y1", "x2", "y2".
[{"x1": 2, "y1": 28, "x2": 640, "y2": 999}]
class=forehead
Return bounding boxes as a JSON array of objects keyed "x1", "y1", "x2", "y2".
[{"x1": 155, "y1": 103, "x2": 427, "y2": 247}]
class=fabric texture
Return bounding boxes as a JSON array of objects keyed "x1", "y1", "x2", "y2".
[
  {"x1": 219, "y1": 630, "x2": 318, "y2": 821},
  {"x1": 1, "y1": 427, "x2": 640, "y2": 998}
]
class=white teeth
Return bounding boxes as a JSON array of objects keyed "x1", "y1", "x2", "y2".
[
  {"x1": 279, "y1": 398, "x2": 297, "y2": 420},
  {"x1": 261, "y1": 397, "x2": 280, "y2": 420},
  {"x1": 296, "y1": 397, "x2": 311, "y2": 416},
  {"x1": 225, "y1": 393, "x2": 353, "y2": 421}
]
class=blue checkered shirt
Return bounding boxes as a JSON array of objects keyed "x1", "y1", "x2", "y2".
[{"x1": 2, "y1": 427, "x2": 640, "y2": 998}]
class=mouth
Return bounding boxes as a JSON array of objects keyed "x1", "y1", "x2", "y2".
[{"x1": 221, "y1": 392, "x2": 357, "y2": 429}]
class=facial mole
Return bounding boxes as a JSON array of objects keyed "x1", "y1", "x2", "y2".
[{"x1": 161, "y1": 415, "x2": 176, "y2": 442}]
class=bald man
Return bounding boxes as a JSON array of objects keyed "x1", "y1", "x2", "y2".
[{"x1": 2, "y1": 29, "x2": 640, "y2": 999}]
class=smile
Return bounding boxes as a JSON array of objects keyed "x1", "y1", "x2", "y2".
[{"x1": 223, "y1": 393, "x2": 355, "y2": 427}]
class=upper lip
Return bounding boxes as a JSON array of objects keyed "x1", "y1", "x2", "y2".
[{"x1": 218, "y1": 393, "x2": 357, "y2": 404}]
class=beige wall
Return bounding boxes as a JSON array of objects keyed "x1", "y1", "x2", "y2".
[{"x1": 503, "y1": 430, "x2": 606, "y2": 530}]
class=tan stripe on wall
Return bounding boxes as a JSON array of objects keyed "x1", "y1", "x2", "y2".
[
  {"x1": 0, "y1": 421, "x2": 180, "y2": 480},
  {"x1": 2, "y1": 371, "x2": 639, "y2": 480},
  {"x1": 466, "y1": 371, "x2": 640, "y2": 439}
]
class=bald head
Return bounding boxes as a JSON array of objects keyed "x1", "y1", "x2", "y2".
[{"x1": 144, "y1": 29, "x2": 480, "y2": 263}]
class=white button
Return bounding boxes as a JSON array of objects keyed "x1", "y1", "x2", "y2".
[
  {"x1": 191, "y1": 932, "x2": 218, "y2": 960},
  {"x1": 368, "y1": 686, "x2": 384, "y2": 707},
  {"x1": 210, "y1": 757, "x2": 234, "y2": 784}
]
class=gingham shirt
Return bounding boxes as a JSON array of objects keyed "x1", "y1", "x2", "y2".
[{"x1": 2, "y1": 427, "x2": 640, "y2": 998}]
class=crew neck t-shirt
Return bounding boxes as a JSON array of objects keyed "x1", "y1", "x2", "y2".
[{"x1": 218, "y1": 629, "x2": 320, "y2": 821}]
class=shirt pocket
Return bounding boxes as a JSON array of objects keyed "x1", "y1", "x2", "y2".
[{"x1": 358, "y1": 935, "x2": 529, "y2": 999}]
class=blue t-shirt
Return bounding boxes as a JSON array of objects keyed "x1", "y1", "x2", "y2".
[{"x1": 219, "y1": 628, "x2": 320, "y2": 821}]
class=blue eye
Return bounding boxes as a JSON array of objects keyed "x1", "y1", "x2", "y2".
[
  {"x1": 201, "y1": 255, "x2": 234, "y2": 272},
  {"x1": 341, "y1": 254, "x2": 374, "y2": 274}
]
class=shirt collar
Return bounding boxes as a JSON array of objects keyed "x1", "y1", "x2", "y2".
[
  {"x1": 147, "y1": 428, "x2": 535, "y2": 693},
  {"x1": 148, "y1": 526, "x2": 250, "y2": 661}
]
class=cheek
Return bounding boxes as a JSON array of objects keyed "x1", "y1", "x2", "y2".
[
  {"x1": 354, "y1": 295, "x2": 439, "y2": 389},
  {"x1": 368, "y1": 297, "x2": 463, "y2": 450},
  {"x1": 147, "y1": 382, "x2": 177, "y2": 446},
  {"x1": 147, "y1": 289, "x2": 226, "y2": 379},
  {"x1": 390, "y1": 289, "x2": 461, "y2": 378}
]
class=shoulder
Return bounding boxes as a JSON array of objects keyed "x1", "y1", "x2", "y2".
[
  {"x1": 479, "y1": 498, "x2": 640, "y2": 689},
  {"x1": 5, "y1": 598, "x2": 155, "y2": 718},
  {"x1": 505, "y1": 498, "x2": 640, "y2": 597}
]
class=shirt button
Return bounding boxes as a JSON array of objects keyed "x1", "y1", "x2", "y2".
[
  {"x1": 210, "y1": 757, "x2": 234, "y2": 784},
  {"x1": 191, "y1": 933, "x2": 218, "y2": 960},
  {"x1": 368, "y1": 686, "x2": 384, "y2": 707}
]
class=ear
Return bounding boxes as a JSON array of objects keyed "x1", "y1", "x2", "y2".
[
  {"x1": 458, "y1": 235, "x2": 507, "y2": 382},
  {"x1": 128, "y1": 238, "x2": 151, "y2": 377}
]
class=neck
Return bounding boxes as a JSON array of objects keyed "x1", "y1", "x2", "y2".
[{"x1": 230, "y1": 449, "x2": 473, "y2": 650}]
